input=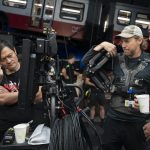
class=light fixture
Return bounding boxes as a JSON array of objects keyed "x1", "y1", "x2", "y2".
[
  {"x1": 62, "y1": 8, "x2": 80, "y2": 14},
  {"x1": 7, "y1": 0, "x2": 26, "y2": 4},
  {"x1": 135, "y1": 20, "x2": 150, "y2": 25},
  {"x1": 118, "y1": 17, "x2": 130, "y2": 21}
]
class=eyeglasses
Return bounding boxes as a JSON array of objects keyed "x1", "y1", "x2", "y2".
[{"x1": 0, "y1": 52, "x2": 15, "y2": 62}]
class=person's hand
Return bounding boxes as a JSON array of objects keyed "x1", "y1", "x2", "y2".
[
  {"x1": 143, "y1": 122, "x2": 150, "y2": 138},
  {"x1": 94, "y1": 41, "x2": 117, "y2": 56},
  {"x1": 34, "y1": 86, "x2": 43, "y2": 103},
  {"x1": 133, "y1": 98, "x2": 139, "y2": 110}
]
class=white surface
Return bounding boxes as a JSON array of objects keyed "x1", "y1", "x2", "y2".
[
  {"x1": 14, "y1": 124, "x2": 27, "y2": 144},
  {"x1": 28, "y1": 124, "x2": 50, "y2": 145},
  {"x1": 136, "y1": 94, "x2": 149, "y2": 114}
]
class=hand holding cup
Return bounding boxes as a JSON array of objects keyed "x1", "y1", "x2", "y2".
[{"x1": 135, "y1": 94, "x2": 149, "y2": 114}]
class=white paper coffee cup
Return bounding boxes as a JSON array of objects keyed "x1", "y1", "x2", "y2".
[
  {"x1": 14, "y1": 124, "x2": 27, "y2": 143},
  {"x1": 136, "y1": 94, "x2": 149, "y2": 114}
]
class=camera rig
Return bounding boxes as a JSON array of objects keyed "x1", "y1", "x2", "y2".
[
  {"x1": 18, "y1": 32, "x2": 103, "y2": 150},
  {"x1": 85, "y1": 49, "x2": 112, "y2": 92}
]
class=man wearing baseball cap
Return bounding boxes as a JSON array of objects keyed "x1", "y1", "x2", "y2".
[
  {"x1": 117, "y1": 25, "x2": 143, "y2": 38},
  {"x1": 82, "y1": 25, "x2": 150, "y2": 150}
]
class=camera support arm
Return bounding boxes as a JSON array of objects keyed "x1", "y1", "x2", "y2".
[
  {"x1": 85, "y1": 50, "x2": 111, "y2": 92},
  {"x1": 89, "y1": 52, "x2": 111, "y2": 73}
]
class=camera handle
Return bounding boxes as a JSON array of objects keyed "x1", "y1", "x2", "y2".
[{"x1": 64, "y1": 83, "x2": 84, "y2": 106}]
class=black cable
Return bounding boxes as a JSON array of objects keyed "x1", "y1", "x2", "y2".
[
  {"x1": 50, "y1": 111, "x2": 89, "y2": 150},
  {"x1": 80, "y1": 110, "x2": 103, "y2": 150},
  {"x1": 79, "y1": 117, "x2": 93, "y2": 150}
]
